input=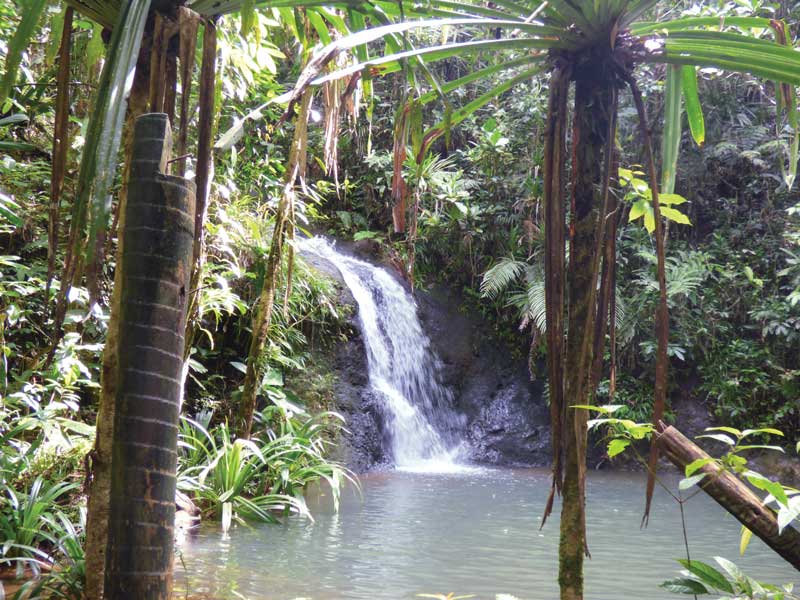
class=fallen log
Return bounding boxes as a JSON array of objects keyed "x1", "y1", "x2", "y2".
[{"x1": 656, "y1": 423, "x2": 800, "y2": 570}]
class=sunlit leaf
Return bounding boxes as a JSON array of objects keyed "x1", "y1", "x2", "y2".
[
  {"x1": 0, "y1": 0, "x2": 48, "y2": 107},
  {"x1": 681, "y1": 65, "x2": 705, "y2": 146},
  {"x1": 677, "y1": 559, "x2": 734, "y2": 593}
]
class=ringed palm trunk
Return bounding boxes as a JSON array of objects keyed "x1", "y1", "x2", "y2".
[
  {"x1": 104, "y1": 113, "x2": 195, "y2": 598},
  {"x1": 559, "y1": 71, "x2": 615, "y2": 600}
]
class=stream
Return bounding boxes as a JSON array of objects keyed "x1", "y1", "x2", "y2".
[{"x1": 178, "y1": 238, "x2": 797, "y2": 598}]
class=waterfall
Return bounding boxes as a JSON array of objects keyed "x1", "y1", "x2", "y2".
[{"x1": 299, "y1": 237, "x2": 467, "y2": 472}]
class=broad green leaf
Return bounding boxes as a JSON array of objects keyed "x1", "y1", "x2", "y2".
[
  {"x1": 681, "y1": 66, "x2": 705, "y2": 146},
  {"x1": 697, "y1": 433, "x2": 735, "y2": 445},
  {"x1": 0, "y1": 192, "x2": 23, "y2": 227},
  {"x1": 657, "y1": 193, "x2": 687, "y2": 205},
  {"x1": 741, "y1": 427, "x2": 784, "y2": 438},
  {"x1": 746, "y1": 473, "x2": 789, "y2": 506},
  {"x1": 633, "y1": 15, "x2": 776, "y2": 35},
  {"x1": 62, "y1": 0, "x2": 120, "y2": 28},
  {"x1": 312, "y1": 38, "x2": 551, "y2": 86},
  {"x1": 679, "y1": 473, "x2": 707, "y2": 490},
  {"x1": 86, "y1": 22, "x2": 105, "y2": 71},
  {"x1": 659, "y1": 206, "x2": 692, "y2": 226},
  {"x1": 677, "y1": 559, "x2": 734, "y2": 593},
  {"x1": 705, "y1": 426, "x2": 741, "y2": 435},
  {"x1": 46, "y1": 5, "x2": 67, "y2": 65},
  {"x1": 656, "y1": 37, "x2": 800, "y2": 86},
  {"x1": 685, "y1": 457, "x2": 713, "y2": 477},
  {"x1": 607, "y1": 438, "x2": 630, "y2": 458},
  {"x1": 0, "y1": 0, "x2": 48, "y2": 107},
  {"x1": 572, "y1": 404, "x2": 624, "y2": 414},
  {"x1": 629, "y1": 198, "x2": 648, "y2": 221},
  {"x1": 241, "y1": 0, "x2": 256, "y2": 37},
  {"x1": 777, "y1": 497, "x2": 800, "y2": 533},
  {"x1": 736, "y1": 445, "x2": 784, "y2": 453},
  {"x1": 660, "y1": 577, "x2": 709, "y2": 594},
  {"x1": 629, "y1": 197, "x2": 656, "y2": 233},
  {"x1": 0, "y1": 113, "x2": 28, "y2": 126},
  {"x1": 714, "y1": 556, "x2": 744, "y2": 583},
  {"x1": 419, "y1": 65, "x2": 545, "y2": 156},
  {"x1": 0, "y1": 141, "x2": 38, "y2": 153},
  {"x1": 308, "y1": 10, "x2": 332, "y2": 45}
]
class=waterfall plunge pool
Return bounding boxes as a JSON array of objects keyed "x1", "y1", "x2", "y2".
[{"x1": 176, "y1": 467, "x2": 798, "y2": 599}]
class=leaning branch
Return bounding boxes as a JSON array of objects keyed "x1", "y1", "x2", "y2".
[{"x1": 657, "y1": 424, "x2": 800, "y2": 570}]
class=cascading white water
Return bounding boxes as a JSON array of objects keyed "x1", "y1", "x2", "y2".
[{"x1": 300, "y1": 237, "x2": 466, "y2": 472}]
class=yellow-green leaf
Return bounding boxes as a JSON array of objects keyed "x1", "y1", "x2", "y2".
[
  {"x1": 739, "y1": 525, "x2": 753, "y2": 555},
  {"x1": 660, "y1": 206, "x2": 692, "y2": 226},
  {"x1": 241, "y1": 0, "x2": 256, "y2": 38}
]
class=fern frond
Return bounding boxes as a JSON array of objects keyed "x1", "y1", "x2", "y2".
[{"x1": 480, "y1": 257, "x2": 527, "y2": 299}]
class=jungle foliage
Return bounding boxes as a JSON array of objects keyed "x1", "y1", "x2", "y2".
[{"x1": 0, "y1": 0, "x2": 798, "y2": 598}]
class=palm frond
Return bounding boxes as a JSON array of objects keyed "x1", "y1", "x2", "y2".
[
  {"x1": 62, "y1": 0, "x2": 121, "y2": 28},
  {"x1": 660, "y1": 65, "x2": 682, "y2": 195},
  {"x1": 0, "y1": 0, "x2": 48, "y2": 107},
  {"x1": 66, "y1": 0, "x2": 151, "y2": 298},
  {"x1": 650, "y1": 31, "x2": 800, "y2": 85},
  {"x1": 681, "y1": 65, "x2": 705, "y2": 146}
]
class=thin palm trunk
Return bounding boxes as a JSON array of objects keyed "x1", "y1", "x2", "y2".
[
  {"x1": 46, "y1": 7, "x2": 74, "y2": 305},
  {"x1": 238, "y1": 89, "x2": 312, "y2": 439},
  {"x1": 558, "y1": 71, "x2": 615, "y2": 600},
  {"x1": 183, "y1": 17, "x2": 218, "y2": 361}
]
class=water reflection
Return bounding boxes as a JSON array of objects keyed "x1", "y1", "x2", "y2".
[{"x1": 177, "y1": 468, "x2": 798, "y2": 600}]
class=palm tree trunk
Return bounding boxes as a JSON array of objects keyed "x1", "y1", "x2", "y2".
[
  {"x1": 104, "y1": 113, "x2": 195, "y2": 599},
  {"x1": 559, "y1": 73, "x2": 615, "y2": 600}
]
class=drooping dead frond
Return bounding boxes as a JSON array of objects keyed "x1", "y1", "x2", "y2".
[
  {"x1": 391, "y1": 103, "x2": 410, "y2": 233},
  {"x1": 571, "y1": 82, "x2": 619, "y2": 560},
  {"x1": 50, "y1": 0, "x2": 151, "y2": 353},
  {"x1": 541, "y1": 66, "x2": 568, "y2": 528},
  {"x1": 322, "y1": 77, "x2": 342, "y2": 187},
  {"x1": 176, "y1": 7, "x2": 200, "y2": 177},
  {"x1": 626, "y1": 76, "x2": 670, "y2": 528}
]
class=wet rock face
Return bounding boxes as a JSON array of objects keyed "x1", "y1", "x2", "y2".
[
  {"x1": 415, "y1": 286, "x2": 551, "y2": 467},
  {"x1": 330, "y1": 326, "x2": 392, "y2": 472}
]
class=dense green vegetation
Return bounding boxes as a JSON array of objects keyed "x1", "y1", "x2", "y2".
[{"x1": 0, "y1": 0, "x2": 798, "y2": 598}]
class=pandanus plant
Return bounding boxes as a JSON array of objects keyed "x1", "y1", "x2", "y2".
[{"x1": 281, "y1": 3, "x2": 799, "y2": 599}]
